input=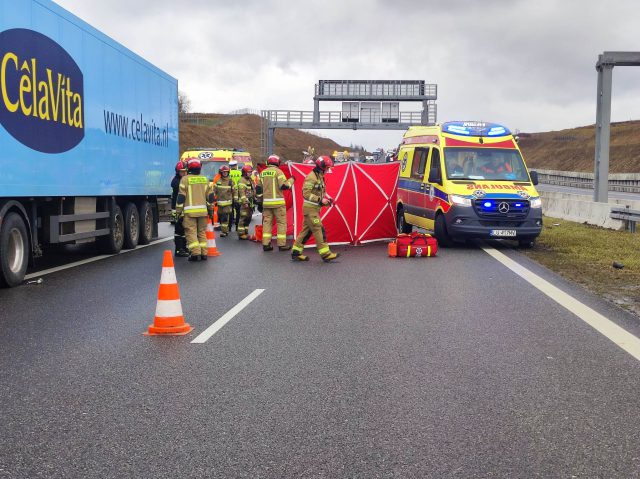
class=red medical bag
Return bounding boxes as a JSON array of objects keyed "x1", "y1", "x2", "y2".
[{"x1": 389, "y1": 232, "x2": 438, "y2": 257}]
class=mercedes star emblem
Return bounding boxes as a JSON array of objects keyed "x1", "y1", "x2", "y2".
[{"x1": 498, "y1": 202, "x2": 510, "y2": 213}]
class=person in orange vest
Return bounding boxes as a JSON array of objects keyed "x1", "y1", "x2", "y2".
[
  {"x1": 291, "y1": 156, "x2": 340, "y2": 262},
  {"x1": 175, "y1": 159, "x2": 214, "y2": 262},
  {"x1": 257, "y1": 155, "x2": 294, "y2": 251}
]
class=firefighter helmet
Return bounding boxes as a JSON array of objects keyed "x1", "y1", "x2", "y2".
[
  {"x1": 187, "y1": 159, "x2": 201, "y2": 174},
  {"x1": 267, "y1": 155, "x2": 280, "y2": 166},
  {"x1": 175, "y1": 160, "x2": 187, "y2": 173},
  {"x1": 241, "y1": 164, "x2": 253, "y2": 177},
  {"x1": 219, "y1": 164, "x2": 230, "y2": 176},
  {"x1": 315, "y1": 155, "x2": 334, "y2": 172}
]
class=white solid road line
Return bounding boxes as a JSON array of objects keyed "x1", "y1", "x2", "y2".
[
  {"x1": 191, "y1": 289, "x2": 265, "y2": 344},
  {"x1": 483, "y1": 246, "x2": 640, "y2": 362},
  {"x1": 24, "y1": 236, "x2": 173, "y2": 280}
]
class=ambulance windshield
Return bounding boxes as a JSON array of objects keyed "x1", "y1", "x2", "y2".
[{"x1": 444, "y1": 148, "x2": 530, "y2": 181}]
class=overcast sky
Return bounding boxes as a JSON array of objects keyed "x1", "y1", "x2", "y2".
[{"x1": 55, "y1": 0, "x2": 640, "y2": 151}]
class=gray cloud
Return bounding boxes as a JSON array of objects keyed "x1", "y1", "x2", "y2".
[{"x1": 55, "y1": 0, "x2": 640, "y2": 149}]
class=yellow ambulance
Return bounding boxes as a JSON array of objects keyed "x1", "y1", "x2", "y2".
[
  {"x1": 180, "y1": 148, "x2": 252, "y2": 180},
  {"x1": 396, "y1": 121, "x2": 542, "y2": 247}
]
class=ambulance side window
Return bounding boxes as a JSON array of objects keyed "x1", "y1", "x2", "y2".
[
  {"x1": 411, "y1": 148, "x2": 428, "y2": 181},
  {"x1": 428, "y1": 148, "x2": 443, "y2": 185}
]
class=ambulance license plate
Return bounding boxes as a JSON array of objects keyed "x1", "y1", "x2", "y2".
[{"x1": 490, "y1": 229, "x2": 517, "y2": 237}]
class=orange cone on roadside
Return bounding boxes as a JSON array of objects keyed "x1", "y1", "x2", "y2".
[
  {"x1": 144, "y1": 250, "x2": 192, "y2": 336},
  {"x1": 206, "y1": 217, "x2": 221, "y2": 257},
  {"x1": 213, "y1": 208, "x2": 220, "y2": 229},
  {"x1": 254, "y1": 224, "x2": 263, "y2": 242}
]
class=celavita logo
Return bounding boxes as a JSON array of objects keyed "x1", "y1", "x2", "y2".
[{"x1": 0, "y1": 29, "x2": 84, "y2": 153}]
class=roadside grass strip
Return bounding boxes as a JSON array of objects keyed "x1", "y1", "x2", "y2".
[
  {"x1": 484, "y1": 246, "x2": 640, "y2": 362},
  {"x1": 191, "y1": 289, "x2": 265, "y2": 344}
]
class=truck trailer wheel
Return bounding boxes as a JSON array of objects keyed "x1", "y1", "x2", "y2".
[
  {"x1": 0, "y1": 212, "x2": 29, "y2": 288},
  {"x1": 97, "y1": 204, "x2": 124, "y2": 254},
  {"x1": 122, "y1": 202, "x2": 140, "y2": 249},
  {"x1": 138, "y1": 200, "x2": 153, "y2": 245}
]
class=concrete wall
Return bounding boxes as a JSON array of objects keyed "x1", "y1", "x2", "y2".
[{"x1": 540, "y1": 191, "x2": 640, "y2": 230}]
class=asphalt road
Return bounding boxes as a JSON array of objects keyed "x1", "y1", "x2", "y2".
[{"x1": 2, "y1": 224, "x2": 640, "y2": 478}]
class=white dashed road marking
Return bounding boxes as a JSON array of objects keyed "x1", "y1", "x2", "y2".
[{"x1": 191, "y1": 289, "x2": 265, "y2": 344}]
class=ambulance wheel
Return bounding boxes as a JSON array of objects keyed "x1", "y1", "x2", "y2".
[
  {"x1": 397, "y1": 208, "x2": 412, "y2": 234},
  {"x1": 138, "y1": 201, "x2": 154, "y2": 245},
  {"x1": 435, "y1": 214, "x2": 453, "y2": 247},
  {"x1": 122, "y1": 202, "x2": 140, "y2": 249},
  {"x1": 0, "y1": 212, "x2": 29, "y2": 288},
  {"x1": 97, "y1": 204, "x2": 124, "y2": 254}
]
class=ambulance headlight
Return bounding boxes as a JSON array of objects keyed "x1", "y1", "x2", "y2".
[
  {"x1": 450, "y1": 194, "x2": 472, "y2": 207},
  {"x1": 530, "y1": 197, "x2": 542, "y2": 208}
]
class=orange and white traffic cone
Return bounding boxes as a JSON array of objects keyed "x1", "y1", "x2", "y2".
[
  {"x1": 206, "y1": 217, "x2": 221, "y2": 257},
  {"x1": 213, "y1": 207, "x2": 220, "y2": 229},
  {"x1": 144, "y1": 250, "x2": 192, "y2": 336},
  {"x1": 254, "y1": 224, "x2": 263, "y2": 243}
]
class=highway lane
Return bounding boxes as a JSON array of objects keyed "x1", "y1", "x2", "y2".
[{"x1": 1, "y1": 231, "x2": 640, "y2": 478}]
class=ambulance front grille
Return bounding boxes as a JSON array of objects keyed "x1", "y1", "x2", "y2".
[{"x1": 473, "y1": 199, "x2": 530, "y2": 220}]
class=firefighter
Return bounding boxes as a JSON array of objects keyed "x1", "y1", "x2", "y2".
[
  {"x1": 258, "y1": 154, "x2": 294, "y2": 251},
  {"x1": 213, "y1": 164, "x2": 235, "y2": 237},
  {"x1": 228, "y1": 160, "x2": 242, "y2": 231},
  {"x1": 236, "y1": 164, "x2": 256, "y2": 240},
  {"x1": 176, "y1": 159, "x2": 214, "y2": 262},
  {"x1": 291, "y1": 155, "x2": 340, "y2": 262},
  {"x1": 171, "y1": 160, "x2": 189, "y2": 257}
]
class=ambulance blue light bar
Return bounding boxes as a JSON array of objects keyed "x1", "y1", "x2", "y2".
[{"x1": 442, "y1": 122, "x2": 511, "y2": 137}]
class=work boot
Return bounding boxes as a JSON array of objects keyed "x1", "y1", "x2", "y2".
[
  {"x1": 175, "y1": 249, "x2": 190, "y2": 258},
  {"x1": 322, "y1": 252, "x2": 340, "y2": 262},
  {"x1": 263, "y1": 244, "x2": 273, "y2": 252},
  {"x1": 239, "y1": 234, "x2": 248, "y2": 240},
  {"x1": 220, "y1": 232, "x2": 228, "y2": 237},
  {"x1": 188, "y1": 254, "x2": 200, "y2": 262},
  {"x1": 200, "y1": 254, "x2": 208, "y2": 261},
  {"x1": 291, "y1": 253, "x2": 309, "y2": 262},
  {"x1": 278, "y1": 245, "x2": 292, "y2": 251}
]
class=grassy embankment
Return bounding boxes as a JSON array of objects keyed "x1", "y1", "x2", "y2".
[{"x1": 522, "y1": 217, "x2": 640, "y2": 316}]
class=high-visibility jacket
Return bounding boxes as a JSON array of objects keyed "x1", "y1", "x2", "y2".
[
  {"x1": 236, "y1": 176, "x2": 256, "y2": 206},
  {"x1": 176, "y1": 174, "x2": 214, "y2": 218},
  {"x1": 302, "y1": 169, "x2": 326, "y2": 212},
  {"x1": 258, "y1": 165, "x2": 293, "y2": 208},
  {"x1": 214, "y1": 176, "x2": 236, "y2": 208},
  {"x1": 229, "y1": 169, "x2": 242, "y2": 186}
]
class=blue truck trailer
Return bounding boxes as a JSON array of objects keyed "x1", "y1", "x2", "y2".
[{"x1": 0, "y1": 0, "x2": 178, "y2": 286}]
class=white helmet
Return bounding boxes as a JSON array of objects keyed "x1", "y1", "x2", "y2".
[{"x1": 228, "y1": 160, "x2": 238, "y2": 169}]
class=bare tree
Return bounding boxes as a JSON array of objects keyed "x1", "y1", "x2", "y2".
[{"x1": 178, "y1": 91, "x2": 191, "y2": 115}]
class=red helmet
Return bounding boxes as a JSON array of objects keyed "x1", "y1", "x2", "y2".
[
  {"x1": 315, "y1": 155, "x2": 334, "y2": 172},
  {"x1": 175, "y1": 160, "x2": 187, "y2": 173},
  {"x1": 241, "y1": 164, "x2": 253, "y2": 176},
  {"x1": 187, "y1": 159, "x2": 201, "y2": 173},
  {"x1": 219, "y1": 164, "x2": 230, "y2": 176},
  {"x1": 267, "y1": 155, "x2": 280, "y2": 166}
]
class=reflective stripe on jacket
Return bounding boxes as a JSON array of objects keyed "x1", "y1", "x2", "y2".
[
  {"x1": 214, "y1": 177, "x2": 236, "y2": 207},
  {"x1": 302, "y1": 169, "x2": 325, "y2": 211},
  {"x1": 259, "y1": 165, "x2": 292, "y2": 208},
  {"x1": 237, "y1": 177, "x2": 255, "y2": 205},
  {"x1": 176, "y1": 174, "x2": 214, "y2": 217}
]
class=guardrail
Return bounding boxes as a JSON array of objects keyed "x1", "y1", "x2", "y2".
[
  {"x1": 262, "y1": 110, "x2": 425, "y2": 125},
  {"x1": 536, "y1": 169, "x2": 640, "y2": 194},
  {"x1": 610, "y1": 206, "x2": 640, "y2": 233}
]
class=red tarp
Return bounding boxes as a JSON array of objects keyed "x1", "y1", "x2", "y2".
[{"x1": 281, "y1": 162, "x2": 400, "y2": 246}]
